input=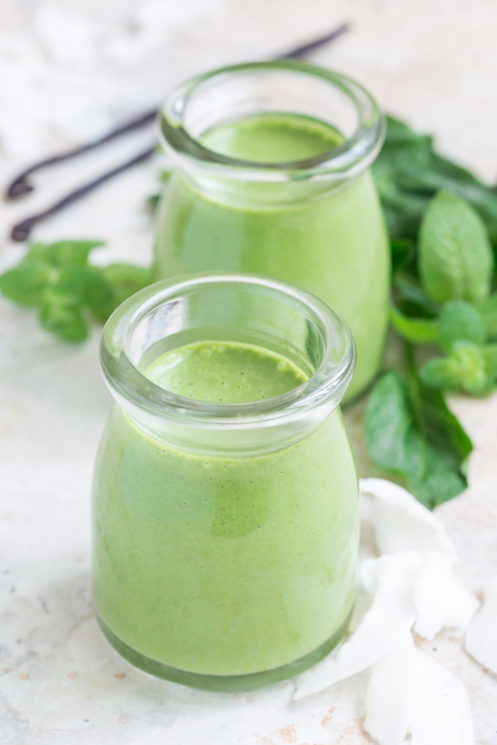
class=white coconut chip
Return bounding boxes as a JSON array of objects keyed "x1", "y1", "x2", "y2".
[
  {"x1": 413, "y1": 554, "x2": 479, "y2": 639},
  {"x1": 361, "y1": 479, "x2": 478, "y2": 638},
  {"x1": 465, "y1": 576, "x2": 497, "y2": 674},
  {"x1": 293, "y1": 554, "x2": 418, "y2": 699},
  {"x1": 364, "y1": 634, "x2": 474, "y2": 745},
  {"x1": 408, "y1": 646, "x2": 473, "y2": 745},
  {"x1": 360, "y1": 478, "x2": 456, "y2": 556},
  {"x1": 363, "y1": 634, "x2": 413, "y2": 745}
]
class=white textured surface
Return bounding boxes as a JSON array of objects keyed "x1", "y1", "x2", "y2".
[{"x1": 1, "y1": 1, "x2": 497, "y2": 743}]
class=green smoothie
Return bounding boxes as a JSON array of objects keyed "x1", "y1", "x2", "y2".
[
  {"x1": 92, "y1": 340, "x2": 358, "y2": 680},
  {"x1": 155, "y1": 113, "x2": 390, "y2": 399}
]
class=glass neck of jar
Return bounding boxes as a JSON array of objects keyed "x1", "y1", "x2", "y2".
[
  {"x1": 159, "y1": 60, "x2": 384, "y2": 205},
  {"x1": 100, "y1": 275, "x2": 356, "y2": 457}
]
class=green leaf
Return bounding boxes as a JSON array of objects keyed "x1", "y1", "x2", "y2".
[
  {"x1": 400, "y1": 158, "x2": 497, "y2": 246},
  {"x1": 391, "y1": 238, "x2": 416, "y2": 276},
  {"x1": 364, "y1": 369, "x2": 472, "y2": 508},
  {"x1": 54, "y1": 266, "x2": 112, "y2": 312},
  {"x1": 91, "y1": 263, "x2": 153, "y2": 320},
  {"x1": 420, "y1": 342, "x2": 491, "y2": 395},
  {"x1": 0, "y1": 262, "x2": 51, "y2": 306},
  {"x1": 39, "y1": 287, "x2": 89, "y2": 342},
  {"x1": 420, "y1": 355, "x2": 467, "y2": 393},
  {"x1": 389, "y1": 304, "x2": 437, "y2": 344},
  {"x1": 481, "y1": 344, "x2": 497, "y2": 378},
  {"x1": 382, "y1": 115, "x2": 433, "y2": 148},
  {"x1": 419, "y1": 190, "x2": 493, "y2": 303},
  {"x1": 23, "y1": 240, "x2": 104, "y2": 267},
  {"x1": 435, "y1": 300, "x2": 486, "y2": 352},
  {"x1": 475, "y1": 294, "x2": 497, "y2": 339},
  {"x1": 393, "y1": 275, "x2": 439, "y2": 318}
]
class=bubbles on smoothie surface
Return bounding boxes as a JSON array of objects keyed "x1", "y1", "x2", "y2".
[{"x1": 143, "y1": 341, "x2": 307, "y2": 404}]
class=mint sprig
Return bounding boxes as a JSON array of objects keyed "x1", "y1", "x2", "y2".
[
  {"x1": 435, "y1": 301, "x2": 487, "y2": 352},
  {"x1": 367, "y1": 116, "x2": 497, "y2": 505},
  {"x1": 0, "y1": 240, "x2": 152, "y2": 342},
  {"x1": 419, "y1": 342, "x2": 495, "y2": 395}
]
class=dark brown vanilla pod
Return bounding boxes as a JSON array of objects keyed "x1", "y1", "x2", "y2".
[
  {"x1": 7, "y1": 23, "x2": 350, "y2": 241},
  {"x1": 6, "y1": 109, "x2": 158, "y2": 201},
  {"x1": 10, "y1": 146, "x2": 157, "y2": 242}
]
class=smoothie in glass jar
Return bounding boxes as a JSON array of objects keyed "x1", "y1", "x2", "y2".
[
  {"x1": 92, "y1": 275, "x2": 359, "y2": 690},
  {"x1": 155, "y1": 61, "x2": 389, "y2": 399}
]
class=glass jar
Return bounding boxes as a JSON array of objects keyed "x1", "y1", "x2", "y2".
[
  {"x1": 92, "y1": 274, "x2": 358, "y2": 691},
  {"x1": 154, "y1": 60, "x2": 389, "y2": 400}
]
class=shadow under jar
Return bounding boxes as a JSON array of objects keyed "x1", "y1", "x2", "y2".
[
  {"x1": 92, "y1": 274, "x2": 359, "y2": 691},
  {"x1": 154, "y1": 60, "x2": 390, "y2": 401}
]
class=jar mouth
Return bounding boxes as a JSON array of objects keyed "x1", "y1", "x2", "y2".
[
  {"x1": 159, "y1": 60, "x2": 385, "y2": 183},
  {"x1": 100, "y1": 274, "x2": 355, "y2": 431}
]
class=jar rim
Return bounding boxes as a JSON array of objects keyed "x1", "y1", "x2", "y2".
[
  {"x1": 159, "y1": 60, "x2": 385, "y2": 183},
  {"x1": 100, "y1": 273, "x2": 356, "y2": 431}
]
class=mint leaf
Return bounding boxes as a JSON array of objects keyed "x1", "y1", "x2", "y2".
[
  {"x1": 55, "y1": 266, "x2": 112, "y2": 312},
  {"x1": 365, "y1": 369, "x2": 472, "y2": 507},
  {"x1": 0, "y1": 262, "x2": 51, "y2": 306},
  {"x1": 436, "y1": 300, "x2": 486, "y2": 352},
  {"x1": 421, "y1": 341, "x2": 494, "y2": 395},
  {"x1": 481, "y1": 344, "x2": 497, "y2": 379},
  {"x1": 23, "y1": 240, "x2": 104, "y2": 267},
  {"x1": 39, "y1": 285, "x2": 89, "y2": 342},
  {"x1": 393, "y1": 275, "x2": 439, "y2": 318},
  {"x1": 389, "y1": 304, "x2": 437, "y2": 344},
  {"x1": 92, "y1": 263, "x2": 152, "y2": 319},
  {"x1": 419, "y1": 191, "x2": 493, "y2": 303},
  {"x1": 401, "y1": 157, "x2": 497, "y2": 246},
  {"x1": 391, "y1": 238, "x2": 416, "y2": 276},
  {"x1": 475, "y1": 294, "x2": 497, "y2": 339},
  {"x1": 365, "y1": 370, "x2": 425, "y2": 480}
]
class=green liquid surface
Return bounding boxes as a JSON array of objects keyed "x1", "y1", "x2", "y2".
[
  {"x1": 155, "y1": 112, "x2": 390, "y2": 400},
  {"x1": 144, "y1": 340, "x2": 307, "y2": 403},
  {"x1": 93, "y1": 341, "x2": 358, "y2": 680},
  {"x1": 203, "y1": 113, "x2": 341, "y2": 163}
]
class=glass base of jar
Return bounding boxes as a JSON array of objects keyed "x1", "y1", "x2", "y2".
[{"x1": 96, "y1": 608, "x2": 353, "y2": 692}]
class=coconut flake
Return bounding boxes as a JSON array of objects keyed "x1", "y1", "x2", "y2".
[
  {"x1": 364, "y1": 635, "x2": 473, "y2": 745},
  {"x1": 409, "y1": 647, "x2": 473, "y2": 745},
  {"x1": 363, "y1": 634, "x2": 413, "y2": 745},
  {"x1": 293, "y1": 554, "x2": 418, "y2": 699},
  {"x1": 413, "y1": 554, "x2": 479, "y2": 639},
  {"x1": 360, "y1": 478, "x2": 455, "y2": 556},
  {"x1": 360, "y1": 479, "x2": 478, "y2": 638},
  {"x1": 465, "y1": 576, "x2": 497, "y2": 674}
]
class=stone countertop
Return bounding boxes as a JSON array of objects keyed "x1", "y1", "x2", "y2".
[{"x1": 1, "y1": 1, "x2": 496, "y2": 743}]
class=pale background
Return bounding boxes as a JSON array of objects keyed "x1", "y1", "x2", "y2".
[{"x1": 1, "y1": 1, "x2": 497, "y2": 743}]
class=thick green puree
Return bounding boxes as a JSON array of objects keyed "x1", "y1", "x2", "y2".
[
  {"x1": 203, "y1": 113, "x2": 341, "y2": 163},
  {"x1": 146, "y1": 341, "x2": 307, "y2": 402},
  {"x1": 155, "y1": 113, "x2": 390, "y2": 399},
  {"x1": 93, "y1": 340, "x2": 358, "y2": 681}
]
